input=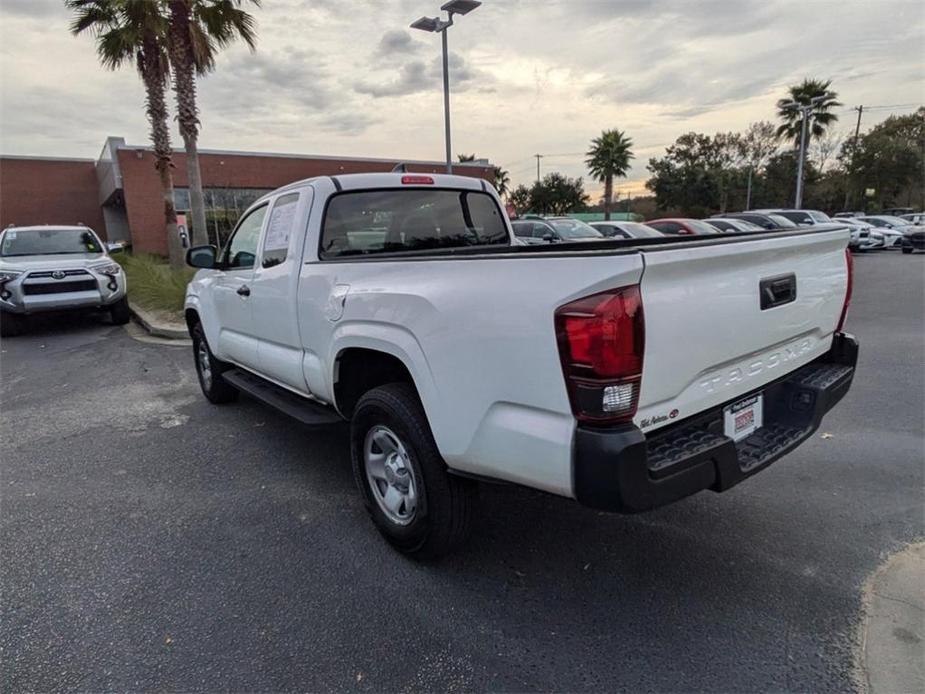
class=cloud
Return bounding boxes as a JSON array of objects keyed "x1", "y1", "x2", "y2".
[
  {"x1": 375, "y1": 29, "x2": 422, "y2": 57},
  {"x1": 354, "y1": 52, "x2": 487, "y2": 98}
]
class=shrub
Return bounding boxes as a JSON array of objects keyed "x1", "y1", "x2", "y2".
[{"x1": 115, "y1": 253, "x2": 194, "y2": 314}]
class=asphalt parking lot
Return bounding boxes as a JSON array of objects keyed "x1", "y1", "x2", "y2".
[{"x1": 2, "y1": 251, "x2": 923, "y2": 692}]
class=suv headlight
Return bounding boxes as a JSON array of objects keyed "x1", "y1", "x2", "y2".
[
  {"x1": 93, "y1": 263, "x2": 122, "y2": 277},
  {"x1": 0, "y1": 270, "x2": 21, "y2": 284}
]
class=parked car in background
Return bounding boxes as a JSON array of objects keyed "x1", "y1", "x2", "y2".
[
  {"x1": 883, "y1": 207, "x2": 914, "y2": 217},
  {"x1": 899, "y1": 213, "x2": 925, "y2": 226},
  {"x1": 512, "y1": 217, "x2": 605, "y2": 244},
  {"x1": 705, "y1": 218, "x2": 765, "y2": 233},
  {"x1": 856, "y1": 216, "x2": 911, "y2": 249},
  {"x1": 756, "y1": 209, "x2": 834, "y2": 227},
  {"x1": 647, "y1": 218, "x2": 721, "y2": 235},
  {"x1": 589, "y1": 221, "x2": 663, "y2": 239},
  {"x1": 901, "y1": 228, "x2": 925, "y2": 254},
  {"x1": 717, "y1": 212, "x2": 799, "y2": 231},
  {"x1": 834, "y1": 211, "x2": 865, "y2": 218},
  {"x1": 0, "y1": 225, "x2": 129, "y2": 336},
  {"x1": 837, "y1": 218, "x2": 883, "y2": 251}
]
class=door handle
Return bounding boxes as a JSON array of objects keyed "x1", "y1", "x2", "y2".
[{"x1": 237, "y1": 284, "x2": 251, "y2": 297}]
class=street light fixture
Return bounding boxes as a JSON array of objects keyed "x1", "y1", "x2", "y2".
[
  {"x1": 410, "y1": 0, "x2": 481, "y2": 174},
  {"x1": 783, "y1": 95, "x2": 827, "y2": 209}
]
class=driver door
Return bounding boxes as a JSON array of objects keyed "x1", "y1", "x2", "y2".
[{"x1": 213, "y1": 203, "x2": 268, "y2": 370}]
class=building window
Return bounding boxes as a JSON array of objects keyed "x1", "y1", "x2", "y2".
[{"x1": 174, "y1": 187, "x2": 273, "y2": 248}]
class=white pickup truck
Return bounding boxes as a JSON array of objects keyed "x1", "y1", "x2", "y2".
[{"x1": 184, "y1": 173, "x2": 858, "y2": 557}]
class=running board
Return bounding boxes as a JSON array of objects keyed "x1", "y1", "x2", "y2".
[{"x1": 222, "y1": 368, "x2": 344, "y2": 427}]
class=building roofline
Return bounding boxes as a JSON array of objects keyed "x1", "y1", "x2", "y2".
[
  {"x1": 115, "y1": 143, "x2": 491, "y2": 168},
  {"x1": 0, "y1": 154, "x2": 96, "y2": 163}
]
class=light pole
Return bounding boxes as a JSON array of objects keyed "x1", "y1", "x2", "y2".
[
  {"x1": 782, "y1": 95, "x2": 826, "y2": 209},
  {"x1": 410, "y1": 0, "x2": 481, "y2": 175}
]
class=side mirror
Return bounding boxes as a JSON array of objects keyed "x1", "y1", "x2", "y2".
[
  {"x1": 187, "y1": 244, "x2": 217, "y2": 269},
  {"x1": 542, "y1": 233, "x2": 555, "y2": 243},
  {"x1": 107, "y1": 242, "x2": 125, "y2": 254}
]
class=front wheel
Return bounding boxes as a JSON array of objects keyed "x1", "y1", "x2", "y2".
[
  {"x1": 902, "y1": 246, "x2": 913, "y2": 254},
  {"x1": 109, "y1": 296, "x2": 131, "y2": 325},
  {"x1": 351, "y1": 383, "x2": 476, "y2": 558},
  {"x1": 191, "y1": 322, "x2": 238, "y2": 404},
  {"x1": 0, "y1": 312, "x2": 26, "y2": 338}
]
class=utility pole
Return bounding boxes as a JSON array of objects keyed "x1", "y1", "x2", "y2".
[
  {"x1": 843, "y1": 105, "x2": 863, "y2": 210},
  {"x1": 534, "y1": 154, "x2": 543, "y2": 183}
]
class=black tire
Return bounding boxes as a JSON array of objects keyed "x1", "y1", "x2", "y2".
[
  {"x1": 191, "y1": 321, "x2": 239, "y2": 404},
  {"x1": 351, "y1": 382, "x2": 476, "y2": 558},
  {"x1": 109, "y1": 296, "x2": 131, "y2": 325},
  {"x1": 0, "y1": 312, "x2": 26, "y2": 338},
  {"x1": 902, "y1": 246, "x2": 913, "y2": 254}
]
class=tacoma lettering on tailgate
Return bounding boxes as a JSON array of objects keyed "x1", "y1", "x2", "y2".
[{"x1": 698, "y1": 338, "x2": 815, "y2": 395}]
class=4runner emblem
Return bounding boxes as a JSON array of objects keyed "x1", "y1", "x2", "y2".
[{"x1": 52, "y1": 270, "x2": 65, "y2": 280}]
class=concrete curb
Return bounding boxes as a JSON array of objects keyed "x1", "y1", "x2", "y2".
[
  {"x1": 861, "y1": 542, "x2": 925, "y2": 694},
  {"x1": 128, "y1": 301, "x2": 189, "y2": 340}
]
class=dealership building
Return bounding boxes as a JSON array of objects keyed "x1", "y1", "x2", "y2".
[{"x1": 0, "y1": 137, "x2": 494, "y2": 255}]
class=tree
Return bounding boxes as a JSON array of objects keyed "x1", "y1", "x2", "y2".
[
  {"x1": 645, "y1": 132, "x2": 723, "y2": 216},
  {"x1": 738, "y1": 121, "x2": 779, "y2": 208},
  {"x1": 492, "y1": 166, "x2": 510, "y2": 198},
  {"x1": 776, "y1": 78, "x2": 842, "y2": 147},
  {"x1": 846, "y1": 108, "x2": 925, "y2": 210},
  {"x1": 509, "y1": 184, "x2": 531, "y2": 214},
  {"x1": 529, "y1": 173, "x2": 589, "y2": 215},
  {"x1": 585, "y1": 129, "x2": 634, "y2": 220},
  {"x1": 68, "y1": 0, "x2": 184, "y2": 267},
  {"x1": 168, "y1": 0, "x2": 260, "y2": 245},
  {"x1": 457, "y1": 153, "x2": 476, "y2": 162}
]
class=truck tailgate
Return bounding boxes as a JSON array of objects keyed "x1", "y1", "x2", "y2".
[{"x1": 635, "y1": 228, "x2": 850, "y2": 433}]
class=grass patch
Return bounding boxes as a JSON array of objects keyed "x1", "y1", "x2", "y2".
[{"x1": 115, "y1": 252, "x2": 194, "y2": 320}]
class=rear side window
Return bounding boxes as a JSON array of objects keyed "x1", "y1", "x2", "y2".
[
  {"x1": 320, "y1": 189, "x2": 509, "y2": 258},
  {"x1": 512, "y1": 221, "x2": 532, "y2": 238},
  {"x1": 261, "y1": 193, "x2": 299, "y2": 268},
  {"x1": 651, "y1": 222, "x2": 681, "y2": 234}
]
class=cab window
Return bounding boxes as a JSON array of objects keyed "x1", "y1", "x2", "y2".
[
  {"x1": 261, "y1": 193, "x2": 299, "y2": 268},
  {"x1": 223, "y1": 204, "x2": 268, "y2": 269}
]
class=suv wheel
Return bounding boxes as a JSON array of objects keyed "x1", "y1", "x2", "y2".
[
  {"x1": 109, "y1": 296, "x2": 131, "y2": 325},
  {"x1": 191, "y1": 322, "x2": 238, "y2": 404},
  {"x1": 0, "y1": 312, "x2": 26, "y2": 338},
  {"x1": 351, "y1": 383, "x2": 476, "y2": 558}
]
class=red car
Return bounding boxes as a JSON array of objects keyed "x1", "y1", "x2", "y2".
[{"x1": 647, "y1": 218, "x2": 721, "y2": 235}]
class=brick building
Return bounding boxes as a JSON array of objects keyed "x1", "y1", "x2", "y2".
[{"x1": 1, "y1": 137, "x2": 493, "y2": 255}]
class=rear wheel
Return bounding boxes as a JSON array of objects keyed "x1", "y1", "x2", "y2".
[
  {"x1": 109, "y1": 296, "x2": 131, "y2": 325},
  {"x1": 351, "y1": 383, "x2": 476, "y2": 558},
  {"x1": 0, "y1": 312, "x2": 26, "y2": 338},
  {"x1": 191, "y1": 322, "x2": 238, "y2": 404}
]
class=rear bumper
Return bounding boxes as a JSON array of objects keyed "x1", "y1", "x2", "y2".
[{"x1": 573, "y1": 332, "x2": 858, "y2": 512}]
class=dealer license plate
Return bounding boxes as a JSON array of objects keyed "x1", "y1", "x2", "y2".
[{"x1": 724, "y1": 394, "x2": 763, "y2": 442}]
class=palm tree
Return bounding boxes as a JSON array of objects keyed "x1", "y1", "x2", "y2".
[
  {"x1": 68, "y1": 0, "x2": 184, "y2": 268},
  {"x1": 586, "y1": 129, "x2": 634, "y2": 220},
  {"x1": 457, "y1": 153, "x2": 476, "y2": 162},
  {"x1": 776, "y1": 78, "x2": 842, "y2": 147},
  {"x1": 168, "y1": 0, "x2": 259, "y2": 245},
  {"x1": 493, "y1": 166, "x2": 510, "y2": 198}
]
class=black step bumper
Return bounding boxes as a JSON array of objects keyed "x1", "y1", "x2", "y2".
[{"x1": 573, "y1": 332, "x2": 858, "y2": 512}]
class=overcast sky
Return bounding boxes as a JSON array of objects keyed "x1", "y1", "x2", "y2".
[{"x1": 1, "y1": 0, "x2": 923, "y2": 198}]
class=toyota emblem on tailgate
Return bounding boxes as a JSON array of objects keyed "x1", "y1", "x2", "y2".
[{"x1": 52, "y1": 270, "x2": 65, "y2": 279}]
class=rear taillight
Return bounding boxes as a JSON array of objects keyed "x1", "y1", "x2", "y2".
[
  {"x1": 836, "y1": 247, "x2": 853, "y2": 332},
  {"x1": 555, "y1": 285, "x2": 644, "y2": 423}
]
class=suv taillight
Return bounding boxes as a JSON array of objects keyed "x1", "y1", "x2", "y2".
[
  {"x1": 836, "y1": 247, "x2": 853, "y2": 332},
  {"x1": 555, "y1": 285, "x2": 645, "y2": 423}
]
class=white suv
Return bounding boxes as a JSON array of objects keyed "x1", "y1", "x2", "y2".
[{"x1": 0, "y1": 225, "x2": 128, "y2": 336}]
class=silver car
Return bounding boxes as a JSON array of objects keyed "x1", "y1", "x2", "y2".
[{"x1": 0, "y1": 225, "x2": 128, "y2": 336}]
